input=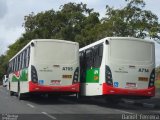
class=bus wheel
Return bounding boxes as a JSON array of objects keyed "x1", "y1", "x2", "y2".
[
  {"x1": 18, "y1": 83, "x2": 24, "y2": 100},
  {"x1": 9, "y1": 82, "x2": 14, "y2": 96},
  {"x1": 18, "y1": 91, "x2": 24, "y2": 100},
  {"x1": 10, "y1": 91, "x2": 14, "y2": 96}
]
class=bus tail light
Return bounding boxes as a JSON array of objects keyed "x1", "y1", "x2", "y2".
[
  {"x1": 72, "y1": 67, "x2": 79, "y2": 84},
  {"x1": 105, "y1": 65, "x2": 113, "y2": 86},
  {"x1": 148, "y1": 69, "x2": 155, "y2": 88},
  {"x1": 31, "y1": 65, "x2": 38, "y2": 83}
]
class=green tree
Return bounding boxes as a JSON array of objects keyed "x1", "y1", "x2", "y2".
[
  {"x1": 100, "y1": 0, "x2": 160, "y2": 42},
  {"x1": 23, "y1": 2, "x2": 100, "y2": 46},
  {"x1": 0, "y1": 55, "x2": 8, "y2": 83}
]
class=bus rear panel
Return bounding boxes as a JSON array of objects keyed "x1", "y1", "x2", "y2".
[
  {"x1": 104, "y1": 38, "x2": 155, "y2": 98},
  {"x1": 29, "y1": 40, "x2": 80, "y2": 94}
]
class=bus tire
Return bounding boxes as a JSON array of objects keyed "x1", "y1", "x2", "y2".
[
  {"x1": 18, "y1": 90, "x2": 25, "y2": 100},
  {"x1": 10, "y1": 91, "x2": 14, "y2": 96},
  {"x1": 9, "y1": 82, "x2": 14, "y2": 96},
  {"x1": 17, "y1": 82, "x2": 24, "y2": 100}
]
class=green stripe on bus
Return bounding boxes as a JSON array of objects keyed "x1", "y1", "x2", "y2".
[
  {"x1": 86, "y1": 68, "x2": 99, "y2": 83},
  {"x1": 12, "y1": 68, "x2": 28, "y2": 82}
]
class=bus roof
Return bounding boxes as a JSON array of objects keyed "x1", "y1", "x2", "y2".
[
  {"x1": 32, "y1": 39, "x2": 78, "y2": 45},
  {"x1": 79, "y1": 37, "x2": 154, "y2": 51},
  {"x1": 9, "y1": 39, "x2": 79, "y2": 62}
]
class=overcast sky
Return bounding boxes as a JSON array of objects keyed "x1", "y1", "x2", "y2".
[{"x1": 0, "y1": 0, "x2": 160, "y2": 66}]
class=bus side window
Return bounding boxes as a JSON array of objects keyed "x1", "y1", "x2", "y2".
[
  {"x1": 19, "y1": 53, "x2": 22, "y2": 70},
  {"x1": 28, "y1": 47, "x2": 30, "y2": 66},
  {"x1": 23, "y1": 49, "x2": 27, "y2": 68},
  {"x1": 12, "y1": 60, "x2": 14, "y2": 72},
  {"x1": 85, "y1": 49, "x2": 93, "y2": 69},
  {"x1": 14, "y1": 58, "x2": 16, "y2": 71},
  {"x1": 26, "y1": 47, "x2": 30, "y2": 67},
  {"x1": 25, "y1": 48, "x2": 28, "y2": 67},
  {"x1": 21, "y1": 53, "x2": 23, "y2": 69},
  {"x1": 93, "y1": 46, "x2": 99, "y2": 68},
  {"x1": 99, "y1": 45, "x2": 103, "y2": 65},
  {"x1": 15, "y1": 57, "x2": 18, "y2": 71},
  {"x1": 79, "y1": 51, "x2": 85, "y2": 82},
  {"x1": 98, "y1": 45, "x2": 103, "y2": 57},
  {"x1": 13, "y1": 58, "x2": 15, "y2": 72},
  {"x1": 11, "y1": 61, "x2": 13, "y2": 73},
  {"x1": 80, "y1": 52, "x2": 85, "y2": 69},
  {"x1": 93, "y1": 44, "x2": 103, "y2": 68},
  {"x1": 18, "y1": 55, "x2": 20, "y2": 70},
  {"x1": 22, "y1": 50, "x2": 26, "y2": 68}
]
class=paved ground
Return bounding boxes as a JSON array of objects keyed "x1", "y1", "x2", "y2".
[
  {"x1": 0, "y1": 86, "x2": 160, "y2": 120},
  {"x1": 136, "y1": 88, "x2": 160, "y2": 108}
]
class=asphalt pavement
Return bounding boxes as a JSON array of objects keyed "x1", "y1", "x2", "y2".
[{"x1": 0, "y1": 86, "x2": 160, "y2": 120}]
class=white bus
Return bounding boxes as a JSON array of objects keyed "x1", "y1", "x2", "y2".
[
  {"x1": 8, "y1": 39, "x2": 79, "y2": 100},
  {"x1": 79, "y1": 37, "x2": 155, "y2": 103}
]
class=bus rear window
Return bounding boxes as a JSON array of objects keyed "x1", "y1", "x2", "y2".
[
  {"x1": 110, "y1": 39, "x2": 154, "y2": 63},
  {"x1": 35, "y1": 42, "x2": 78, "y2": 64}
]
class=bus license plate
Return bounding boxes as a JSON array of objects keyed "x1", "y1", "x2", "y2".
[
  {"x1": 51, "y1": 80, "x2": 61, "y2": 85},
  {"x1": 126, "y1": 82, "x2": 136, "y2": 88}
]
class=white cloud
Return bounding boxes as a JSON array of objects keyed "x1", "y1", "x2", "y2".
[
  {"x1": 0, "y1": 0, "x2": 7, "y2": 18},
  {"x1": 0, "y1": 25, "x2": 24, "y2": 54},
  {"x1": 145, "y1": 0, "x2": 160, "y2": 21}
]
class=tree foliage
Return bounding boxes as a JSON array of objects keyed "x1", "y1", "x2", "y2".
[
  {"x1": 22, "y1": 2, "x2": 100, "y2": 47},
  {"x1": 0, "y1": 54, "x2": 9, "y2": 81},
  {"x1": 100, "y1": 0, "x2": 160, "y2": 39},
  {"x1": 0, "y1": 0, "x2": 160, "y2": 81},
  {"x1": 156, "y1": 66, "x2": 160, "y2": 80}
]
